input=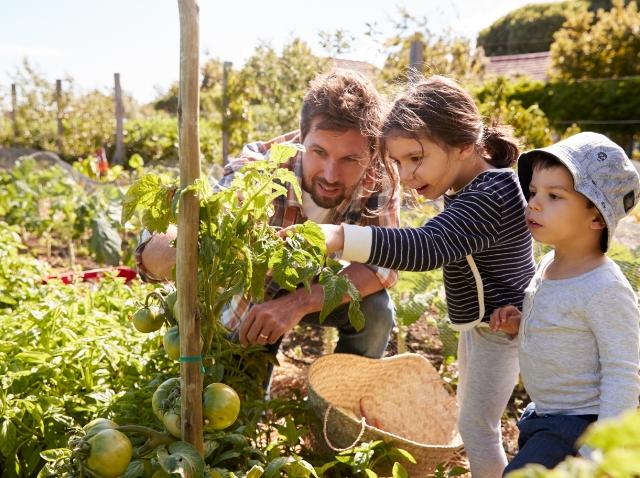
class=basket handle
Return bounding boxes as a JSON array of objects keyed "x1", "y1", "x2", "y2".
[{"x1": 323, "y1": 405, "x2": 366, "y2": 452}]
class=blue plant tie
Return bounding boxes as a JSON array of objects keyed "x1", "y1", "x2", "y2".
[{"x1": 178, "y1": 355, "x2": 205, "y2": 374}]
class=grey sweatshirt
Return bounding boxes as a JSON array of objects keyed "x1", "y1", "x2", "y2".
[{"x1": 519, "y1": 252, "x2": 640, "y2": 419}]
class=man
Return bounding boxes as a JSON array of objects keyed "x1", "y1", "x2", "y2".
[{"x1": 136, "y1": 69, "x2": 399, "y2": 359}]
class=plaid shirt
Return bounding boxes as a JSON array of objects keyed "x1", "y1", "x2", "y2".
[{"x1": 218, "y1": 131, "x2": 399, "y2": 331}]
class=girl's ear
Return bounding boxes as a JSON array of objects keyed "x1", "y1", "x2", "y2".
[{"x1": 458, "y1": 143, "x2": 475, "y2": 160}]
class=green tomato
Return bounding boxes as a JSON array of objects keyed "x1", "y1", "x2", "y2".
[
  {"x1": 162, "y1": 411, "x2": 182, "y2": 439},
  {"x1": 152, "y1": 378, "x2": 183, "y2": 438},
  {"x1": 85, "y1": 428, "x2": 132, "y2": 478},
  {"x1": 83, "y1": 418, "x2": 119, "y2": 439},
  {"x1": 163, "y1": 326, "x2": 180, "y2": 361},
  {"x1": 132, "y1": 305, "x2": 164, "y2": 333},
  {"x1": 164, "y1": 290, "x2": 178, "y2": 319},
  {"x1": 203, "y1": 383, "x2": 241, "y2": 431},
  {"x1": 173, "y1": 299, "x2": 180, "y2": 323},
  {"x1": 152, "y1": 377, "x2": 181, "y2": 421}
]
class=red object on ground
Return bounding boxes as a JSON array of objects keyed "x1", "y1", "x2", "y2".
[
  {"x1": 96, "y1": 147, "x2": 109, "y2": 176},
  {"x1": 44, "y1": 266, "x2": 138, "y2": 285}
]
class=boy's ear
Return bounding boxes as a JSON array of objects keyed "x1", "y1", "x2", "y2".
[{"x1": 590, "y1": 215, "x2": 606, "y2": 230}]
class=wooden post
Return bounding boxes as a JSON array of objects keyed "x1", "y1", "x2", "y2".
[
  {"x1": 11, "y1": 83, "x2": 18, "y2": 143},
  {"x1": 408, "y1": 40, "x2": 424, "y2": 81},
  {"x1": 56, "y1": 79, "x2": 64, "y2": 154},
  {"x1": 177, "y1": 0, "x2": 203, "y2": 455},
  {"x1": 112, "y1": 73, "x2": 126, "y2": 165},
  {"x1": 222, "y1": 61, "x2": 232, "y2": 166}
]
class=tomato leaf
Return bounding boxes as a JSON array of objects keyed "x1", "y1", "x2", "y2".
[
  {"x1": 89, "y1": 215, "x2": 122, "y2": 266},
  {"x1": 245, "y1": 464, "x2": 266, "y2": 478},
  {"x1": 121, "y1": 173, "x2": 176, "y2": 232},
  {"x1": 387, "y1": 447, "x2": 416, "y2": 465},
  {"x1": 0, "y1": 419, "x2": 17, "y2": 458},
  {"x1": 283, "y1": 457, "x2": 318, "y2": 477},
  {"x1": 157, "y1": 442, "x2": 205, "y2": 477},
  {"x1": 391, "y1": 462, "x2": 409, "y2": 478},
  {"x1": 263, "y1": 457, "x2": 291, "y2": 478},
  {"x1": 123, "y1": 459, "x2": 146, "y2": 478}
]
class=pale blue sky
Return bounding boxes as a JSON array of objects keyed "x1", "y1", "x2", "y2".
[{"x1": 0, "y1": 0, "x2": 558, "y2": 104}]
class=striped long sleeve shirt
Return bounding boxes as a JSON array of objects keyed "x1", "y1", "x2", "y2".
[{"x1": 342, "y1": 169, "x2": 535, "y2": 329}]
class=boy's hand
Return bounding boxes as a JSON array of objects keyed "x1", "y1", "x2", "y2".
[{"x1": 490, "y1": 305, "x2": 522, "y2": 335}]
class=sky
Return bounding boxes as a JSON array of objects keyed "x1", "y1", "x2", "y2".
[{"x1": 0, "y1": 0, "x2": 558, "y2": 104}]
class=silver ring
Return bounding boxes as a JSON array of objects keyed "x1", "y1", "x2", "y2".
[{"x1": 259, "y1": 333, "x2": 268, "y2": 340}]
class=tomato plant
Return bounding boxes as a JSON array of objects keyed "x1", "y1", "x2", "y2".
[{"x1": 121, "y1": 144, "x2": 364, "y2": 407}]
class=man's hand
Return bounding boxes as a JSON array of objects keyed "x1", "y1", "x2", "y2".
[
  {"x1": 489, "y1": 305, "x2": 522, "y2": 335},
  {"x1": 239, "y1": 292, "x2": 314, "y2": 347},
  {"x1": 141, "y1": 225, "x2": 177, "y2": 281}
]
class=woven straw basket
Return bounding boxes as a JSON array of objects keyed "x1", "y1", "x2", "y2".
[{"x1": 306, "y1": 353, "x2": 463, "y2": 477}]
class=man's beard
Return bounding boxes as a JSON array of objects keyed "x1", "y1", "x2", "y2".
[{"x1": 303, "y1": 176, "x2": 348, "y2": 209}]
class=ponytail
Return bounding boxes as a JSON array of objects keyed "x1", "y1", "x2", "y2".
[{"x1": 482, "y1": 123, "x2": 520, "y2": 168}]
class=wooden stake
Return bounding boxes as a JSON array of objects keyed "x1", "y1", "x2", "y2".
[
  {"x1": 113, "y1": 73, "x2": 126, "y2": 165},
  {"x1": 11, "y1": 83, "x2": 18, "y2": 143},
  {"x1": 222, "y1": 61, "x2": 232, "y2": 166},
  {"x1": 56, "y1": 79, "x2": 64, "y2": 155},
  {"x1": 177, "y1": 0, "x2": 203, "y2": 455},
  {"x1": 409, "y1": 40, "x2": 424, "y2": 81}
]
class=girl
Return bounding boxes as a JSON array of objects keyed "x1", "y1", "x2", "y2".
[{"x1": 319, "y1": 75, "x2": 535, "y2": 477}]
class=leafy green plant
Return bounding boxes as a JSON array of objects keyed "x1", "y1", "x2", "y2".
[
  {"x1": 428, "y1": 464, "x2": 468, "y2": 478},
  {"x1": 314, "y1": 440, "x2": 416, "y2": 478},
  {"x1": 0, "y1": 155, "x2": 126, "y2": 265},
  {"x1": 0, "y1": 271, "x2": 164, "y2": 477},
  {"x1": 109, "y1": 143, "x2": 364, "y2": 475},
  {"x1": 0, "y1": 221, "x2": 48, "y2": 309},
  {"x1": 122, "y1": 143, "x2": 363, "y2": 358}
]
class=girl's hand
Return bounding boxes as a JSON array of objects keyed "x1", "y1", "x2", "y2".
[
  {"x1": 278, "y1": 224, "x2": 345, "y2": 254},
  {"x1": 317, "y1": 224, "x2": 344, "y2": 254},
  {"x1": 490, "y1": 305, "x2": 522, "y2": 335}
]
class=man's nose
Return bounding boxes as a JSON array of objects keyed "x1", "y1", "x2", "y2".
[{"x1": 323, "y1": 159, "x2": 340, "y2": 183}]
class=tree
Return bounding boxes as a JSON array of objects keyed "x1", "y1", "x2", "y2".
[
  {"x1": 318, "y1": 29, "x2": 355, "y2": 56},
  {"x1": 474, "y1": 77, "x2": 553, "y2": 150},
  {"x1": 240, "y1": 39, "x2": 329, "y2": 139},
  {"x1": 151, "y1": 39, "x2": 328, "y2": 157},
  {"x1": 477, "y1": 1, "x2": 582, "y2": 56},
  {"x1": 1, "y1": 59, "x2": 142, "y2": 160},
  {"x1": 550, "y1": 0, "x2": 640, "y2": 79},
  {"x1": 377, "y1": 9, "x2": 485, "y2": 87}
]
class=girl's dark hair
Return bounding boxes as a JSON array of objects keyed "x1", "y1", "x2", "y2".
[{"x1": 381, "y1": 75, "x2": 520, "y2": 184}]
